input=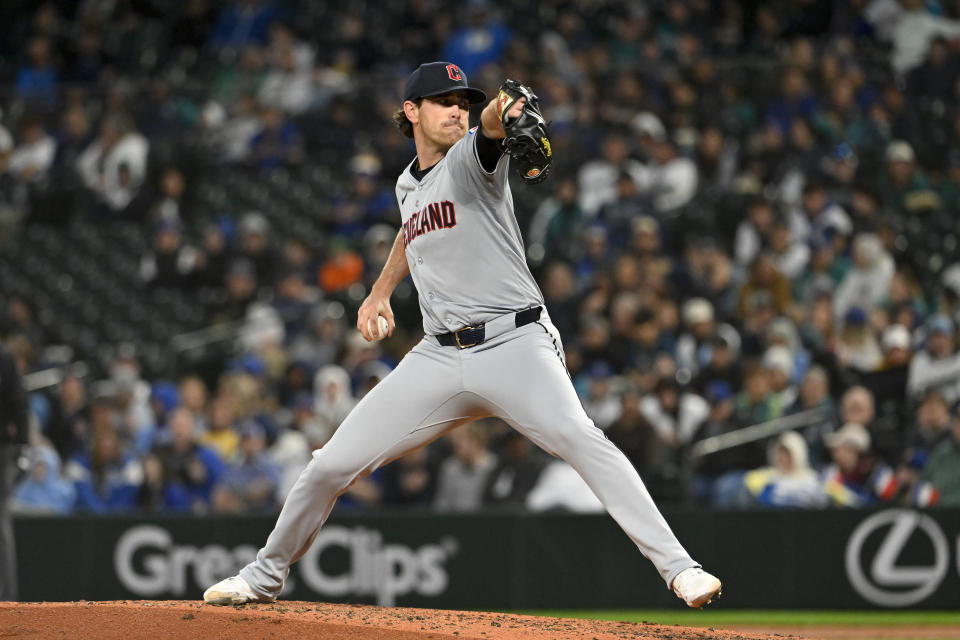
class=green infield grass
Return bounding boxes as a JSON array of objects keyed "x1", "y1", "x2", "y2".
[{"x1": 514, "y1": 609, "x2": 960, "y2": 627}]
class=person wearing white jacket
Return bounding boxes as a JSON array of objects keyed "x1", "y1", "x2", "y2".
[
  {"x1": 640, "y1": 378, "x2": 710, "y2": 447},
  {"x1": 886, "y1": 0, "x2": 960, "y2": 76},
  {"x1": 76, "y1": 114, "x2": 149, "y2": 212},
  {"x1": 832, "y1": 233, "x2": 894, "y2": 322},
  {"x1": 742, "y1": 431, "x2": 828, "y2": 508}
]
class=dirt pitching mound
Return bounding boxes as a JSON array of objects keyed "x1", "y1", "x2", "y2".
[{"x1": 0, "y1": 601, "x2": 804, "y2": 640}]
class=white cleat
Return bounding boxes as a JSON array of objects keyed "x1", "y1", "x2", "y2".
[
  {"x1": 671, "y1": 567, "x2": 723, "y2": 609},
  {"x1": 203, "y1": 575, "x2": 274, "y2": 606}
]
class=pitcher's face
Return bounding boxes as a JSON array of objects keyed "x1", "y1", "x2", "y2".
[{"x1": 409, "y1": 92, "x2": 470, "y2": 153}]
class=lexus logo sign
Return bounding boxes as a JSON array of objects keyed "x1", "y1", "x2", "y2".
[{"x1": 844, "y1": 510, "x2": 949, "y2": 607}]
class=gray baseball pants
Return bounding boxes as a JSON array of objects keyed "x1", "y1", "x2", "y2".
[{"x1": 240, "y1": 315, "x2": 697, "y2": 597}]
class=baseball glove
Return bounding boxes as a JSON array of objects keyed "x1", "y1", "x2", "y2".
[{"x1": 496, "y1": 79, "x2": 552, "y2": 185}]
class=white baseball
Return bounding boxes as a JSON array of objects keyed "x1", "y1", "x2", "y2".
[{"x1": 377, "y1": 316, "x2": 390, "y2": 340}]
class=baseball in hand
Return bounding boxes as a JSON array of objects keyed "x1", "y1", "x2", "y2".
[{"x1": 377, "y1": 316, "x2": 390, "y2": 340}]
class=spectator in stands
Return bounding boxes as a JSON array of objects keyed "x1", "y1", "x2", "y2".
[
  {"x1": 528, "y1": 178, "x2": 584, "y2": 264},
  {"x1": 881, "y1": 140, "x2": 940, "y2": 215},
  {"x1": 866, "y1": 324, "x2": 913, "y2": 410},
  {"x1": 599, "y1": 173, "x2": 647, "y2": 246},
  {"x1": 318, "y1": 239, "x2": 364, "y2": 294},
  {"x1": 821, "y1": 423, "x2": 898, "y2": 507},
  {"x1": 638, "y1": 137, "x2": 698, "y2": 214},
  {"x1": 360, "y1": 225, "x2": 395, "y2": 292},
  {"x1": 794, "y1": 236, "x2": 849, "y2": 308},
  {"x1": 258, "y1": 22, "x2": 315, "y2": 115},
  {"x1": 526, "y1": 459, "x2": 604, "y2": 513},
  {"x1": 483, "y1": 431, "x2": 546, "y2": 509},
  {"x1": 675, "y1": 302, "x2": 716, "y2": 383},
  {"x1": 737, "y1": 254, "x2": 791, "y2": 319},
  {"x1": 331, "y1": 153, "x2": 396, "y2": 238},
  {"x1": 15, "y1": 35, "x2": 58, "y2": 107},
  {"x1": 920, "y1": 408, "x2": 960, "y2": 505},
  {"x1": 195, "y1": 218, "x2": 236, "y2": 288},
  {"x1": 764, "y1": 345, "x2": 798, "y2": 408},
  {"x1": 238, "y1": 211, "x2": 279, "y2": 284},
  {"x1": 207, "y1": 0, "x2": 281, "y2": 51},
  {"x1": 109, "y1": 374, "x2": 156, "y2": 459},
  {"x1": 288, "y1": 302, "x2": 346, "y2": 370},
  {"x1": 10, "y1": 445, "x2": 75, "y2": 515},
  {"x1": 840, "y1": 386, "x2": 876, "y2": 431},
  {"x1": 145, "y1": 168, "x2": 190, "y2": 225},
  {"x1": 888, "y1": 0, "x2": 960, "y2": 76},
  {"x1": 282, "y1": 235, "x2": 318, "y2": 284},
  {"x1": 215, "y1": 93, "x2": 263, "y2": 162},
  {"x1": 833, "y1": 234, "x2": 895, "y2": 323},
  {"x1": 691, "y1": 332, "x2": 743, "y2": 396},
  {"x1": 904, "y1": 391, "x2": 953, "y2": 466},
  {"x1": 49, "y1": 372, "x2": 88, "y2": 460},
  {"x1": 433, "y1": 423, "x2": 497, "y2": 513},
  {"x1": 271, "y1": 270, "x2": 317, "y2": 343},
  {"x1": 797, "y1": 182, "x2": 852, "y2": 247},
  {"x1": 200, "y1": 396, "x2": 239, "y2": 462},
  {"x1": 606, "y1": 387, "x2": 662, "y2": 475},
  {"x1": 581, "y1": 363, "x2": 620, "y2": 432},
  {"x1": 76, "y1": 113, "x2": 149, "y2": 213},
  {"x1": 675, "y1": 298, "x2": 737, "y2": 381},
  {"x1": 440, "y1": 2, "x2": 510, "y2": 75},
  {"x1": 741, "y1": 431, "x2": 828, "y2": 508},
  {"x1": 733, "y1": 362, "x2": 782, "y2": 437},
  {"x1": 249, "y1": 105, "x2": 303, "y2": 170},
  {"x1": 6, "y1": 118, "x2": 55, "y2": 183},
  {"x1": 765, "y1": 66, "x2": 818, "y2": 136},
  {"x1": 151, "y1": 407, "x2": 224, "y2": 512},
  {"x1": 835, "y1": 308, "x2": 883, "y2": 373},
  {"x1": 908, "y1": 314, "x2": 960, "y2": 403},
  {"x1": 312, "y1": 365, "x2": 355, "y2": 435},
  {"x1": 734, "y1": 197, "x2": 775, "y2": 268},
  {"x1": 65, "y1": 422, "x2": 142, "y2": 513},
  {"x1": 213, "y1": 420, "x2": 280, "y2": 513},
  {"x1": 578, "y1": 135, "x2": 644, "y2": 217},
  {"x1": 1, "y1": 294, "x2": 49, "y2": 351},
  {"x1": 380, "y1": 445, "x2": 437, "y2": 507},
  {"x1": 209, "y1": 258, "x2": 258, "y2": 325},
  {"x1": 886, "y1": 267, "x2": 928, "y2": 318},
  {"x1": 640, "y1": 377, "x2": 709, "y2": 449},
  {"x1": 179, "y1": 376, "x2": 208, "y2": 425},
  {"x1": 139, "y1": 220, "x2": 200, "y2": 289},
  {"x1": 767, "y1": 215, "x2": 810, "y2": 280}
]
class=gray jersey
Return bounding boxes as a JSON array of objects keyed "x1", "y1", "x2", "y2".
[{"x1": 395, "y1": 127, "x2": 544, "y2": 335}]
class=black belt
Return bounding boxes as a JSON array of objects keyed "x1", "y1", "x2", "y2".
[{"x1": 436, "y1": 306, "x2": 542, "y2": 349}]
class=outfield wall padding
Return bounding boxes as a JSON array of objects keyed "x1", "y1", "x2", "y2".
[{"x1": 13, "y1": 508, "x2": 960, "y2": 609}]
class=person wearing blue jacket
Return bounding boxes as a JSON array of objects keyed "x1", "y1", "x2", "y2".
[
  {"x1": 10, "y1": 445, "x2": 75, "y2": 514},
  {"x1": 65, "y1": 425, "x2": 142, "y2": 513}
]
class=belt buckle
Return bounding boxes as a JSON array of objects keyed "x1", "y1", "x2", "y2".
[{"x1": 455, "y1": 326, "x2": 477, "y2": 349}]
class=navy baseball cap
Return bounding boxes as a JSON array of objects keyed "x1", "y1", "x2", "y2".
[{"x1": 403, "y1": 62, "x2": 486, "y2": 104}]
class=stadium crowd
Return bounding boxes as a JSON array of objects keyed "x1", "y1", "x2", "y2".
[{"x1": 2, "y1": 0, "x2": 960, "y2": 516}]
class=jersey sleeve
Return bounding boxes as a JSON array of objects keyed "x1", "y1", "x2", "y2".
[{"x1": 445, "y1": 127, "x2": 510, "y2": 199}]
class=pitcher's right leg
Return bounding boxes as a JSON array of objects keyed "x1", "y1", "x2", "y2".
[{"x1": 216, "y1": 341, "x2": 478, "y2": 602}]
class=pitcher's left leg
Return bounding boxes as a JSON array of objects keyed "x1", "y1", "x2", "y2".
[{"x1": 465, "y1": 320, "x2": 697, "y2": 589}]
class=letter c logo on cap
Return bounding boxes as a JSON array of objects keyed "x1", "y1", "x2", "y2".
[{"x1": 446, "y1": 64, "x2": 462, "y2": 81}]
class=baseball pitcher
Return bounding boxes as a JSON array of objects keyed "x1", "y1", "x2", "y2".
[{"x1": 204, "y1": 62, "x2": 722, "y2": 609}]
